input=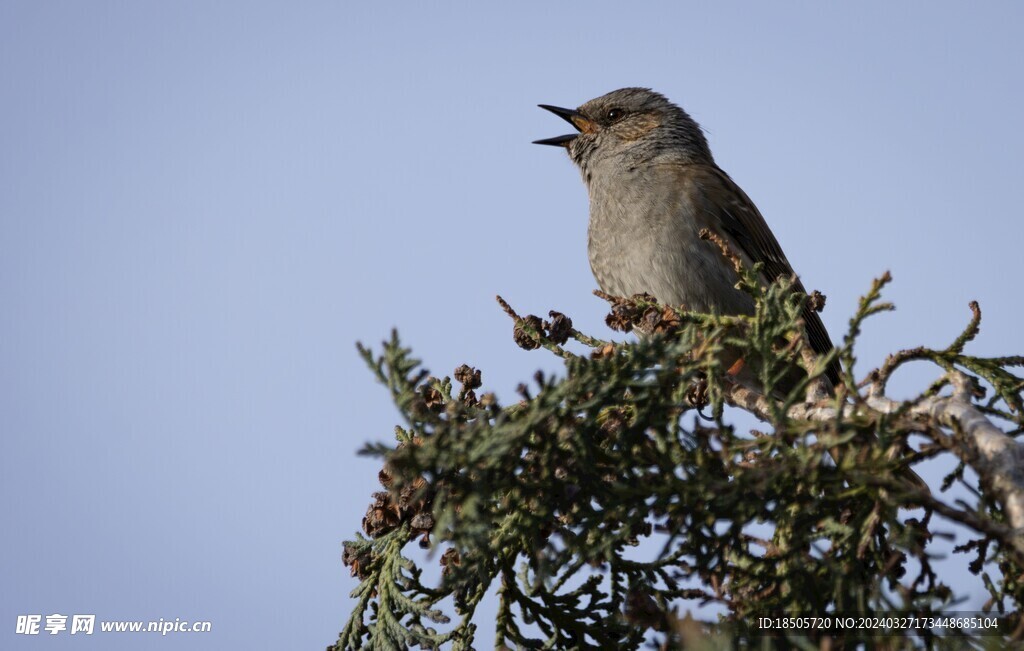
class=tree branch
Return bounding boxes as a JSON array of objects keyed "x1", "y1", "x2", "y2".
[{"x1": 724, "y1": 374, "x2": 1024, "y2": 553}]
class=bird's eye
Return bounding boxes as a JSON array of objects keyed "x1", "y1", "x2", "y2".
[{"x1": 606, "y1": 108, "x2": 625, "y2": 122}]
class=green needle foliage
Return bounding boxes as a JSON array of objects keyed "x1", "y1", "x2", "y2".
[{"x1": 331, "y1": 239, "x2": 1024, "y2": 650}]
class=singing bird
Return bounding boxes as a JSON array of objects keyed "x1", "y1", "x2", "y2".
[{"x1": 535, "y1": 87, "x2": 841, "y2": 390}]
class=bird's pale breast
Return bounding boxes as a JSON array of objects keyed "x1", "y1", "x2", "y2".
[{"x1": 586, "y1": 163, "x2": 754, "y2": 316}]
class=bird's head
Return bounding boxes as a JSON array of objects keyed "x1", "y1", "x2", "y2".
[{"x1": 535, "y1": 87, "x2": 713, "y2": 177}]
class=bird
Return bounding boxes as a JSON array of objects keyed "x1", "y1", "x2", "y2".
[{"x1": 534, "y1": 87, "x2": 841, "y2": 393}]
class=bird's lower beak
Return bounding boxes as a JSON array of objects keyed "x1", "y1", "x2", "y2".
[{"x1": 533, "y1": 104, "x2": 594, "y2": 147}]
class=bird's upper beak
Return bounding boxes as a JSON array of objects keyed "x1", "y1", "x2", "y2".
[{"x1": 533, "y1": 104, "x2": 594, "y2": 147}]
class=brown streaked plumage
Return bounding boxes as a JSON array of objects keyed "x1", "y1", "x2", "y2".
[{"x1": 685, "y1": 163, "x2": 840, "y2": 386}]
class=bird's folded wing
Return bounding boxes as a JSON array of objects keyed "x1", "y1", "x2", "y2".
[{"x1": 683, "y1": 164, "x2": 841, "y2": 386}]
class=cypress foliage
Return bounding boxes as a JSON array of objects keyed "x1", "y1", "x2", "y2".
[{"x1": 331, "y1": 238, "x2": 1024, "y2": 650}]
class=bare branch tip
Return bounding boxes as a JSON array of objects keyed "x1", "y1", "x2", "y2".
[
  {"x1": 495, "y1": 295, "x2": 519, "y2": 320},
  {"x1": 697, "y1": 228, "x2": 745, "y2": 274}
]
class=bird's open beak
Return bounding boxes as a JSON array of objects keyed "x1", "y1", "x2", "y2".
[{"x1": 533, "y1": 104, "x2": 593, "y2": 147}]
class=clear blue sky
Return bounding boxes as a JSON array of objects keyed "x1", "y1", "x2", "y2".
[{"x1": 2, "y1": 2, "x2": 1022, "y2": 649}]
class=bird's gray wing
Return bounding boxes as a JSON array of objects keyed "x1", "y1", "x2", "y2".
[{"x1": 685, "y1": 164, "x2": 840, "y2": 385}]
